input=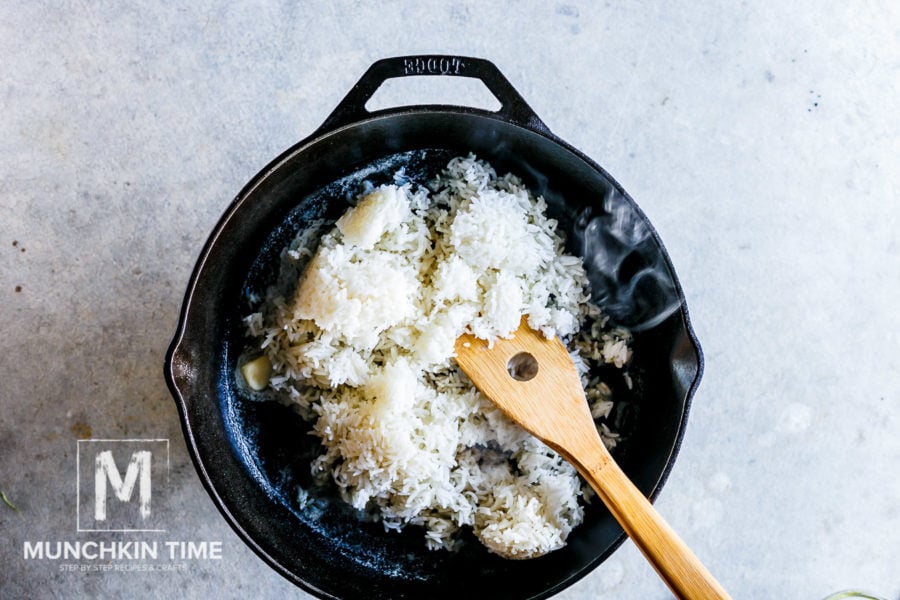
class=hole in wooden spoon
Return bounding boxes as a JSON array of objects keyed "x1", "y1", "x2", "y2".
[{"x1": 507, "y1": 352, "x2": 539, "y2": 381}]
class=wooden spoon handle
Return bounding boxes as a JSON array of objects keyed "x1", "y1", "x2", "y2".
[{"x1": 581, "y1": 456, "x2": 731, "y2": 600}]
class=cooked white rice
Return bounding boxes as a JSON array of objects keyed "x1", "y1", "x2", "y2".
[{"x1": 244, "y1": 155, "x2": 631, "y2": 559}]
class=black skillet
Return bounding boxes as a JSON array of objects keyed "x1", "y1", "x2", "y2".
[{"x1": 164, "y1": 55, "x2": 703, "y2": 600}]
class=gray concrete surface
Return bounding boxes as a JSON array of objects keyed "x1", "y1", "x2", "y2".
[{"x1": 2, "y1": 2, "x2": 898, "y2": 599}]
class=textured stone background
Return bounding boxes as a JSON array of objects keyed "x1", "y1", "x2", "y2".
[{"x1": 1, "y1": 2, "x2": 898, "y2": 599}]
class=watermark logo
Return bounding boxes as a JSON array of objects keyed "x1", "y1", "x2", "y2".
[
  {"x1": 76, "y1": 439, "x2": 168, "y2": 532},
  {"x1": 23, "y1": 439, "x2": 222, "y2": 574}
]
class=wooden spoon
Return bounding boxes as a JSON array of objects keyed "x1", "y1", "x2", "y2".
[{"x1": 455, "y1": 318, "x2": 730, "y2": 600}]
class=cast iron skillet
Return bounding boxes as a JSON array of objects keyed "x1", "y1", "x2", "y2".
[{"x1": 164, "y1": 55, "x2": 703, "y2": 600}]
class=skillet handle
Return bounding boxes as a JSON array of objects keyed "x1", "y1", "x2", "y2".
[{"x1": 315, "y1": 55, "x2": 550, "y2": 135}]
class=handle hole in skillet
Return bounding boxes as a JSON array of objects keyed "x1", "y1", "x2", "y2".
[{"x1": 364, "y1": 76, "x2": 502, "y2": 113}]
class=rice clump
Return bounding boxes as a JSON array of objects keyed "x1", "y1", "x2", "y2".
[{"x1": 244, "y1": 155, "x2": 631, "y2": 559}]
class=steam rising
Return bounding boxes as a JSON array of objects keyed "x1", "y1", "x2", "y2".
[{"x1": 573, "y1": 188, "x2": 682, "y2": 331}]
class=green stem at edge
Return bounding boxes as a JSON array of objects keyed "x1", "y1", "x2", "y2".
[{"x1": 1, "y1": 491, "x2": 19, "y2": 512}]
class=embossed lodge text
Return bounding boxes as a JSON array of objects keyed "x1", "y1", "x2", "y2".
[{"x1": 403, "y1": 57, "x2": 466, "y2": 76}]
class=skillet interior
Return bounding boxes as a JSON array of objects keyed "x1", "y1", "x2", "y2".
[{"x1": 166, "y1": 110, "x2": 701, "y2": 600}]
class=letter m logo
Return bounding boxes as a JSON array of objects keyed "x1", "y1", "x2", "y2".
[
  {"x1": 95, "y1": 450, "x2": 151, "y2": 521},
  {"x1": 77, "y1": 439, "x2": 168, "y2": 532}
]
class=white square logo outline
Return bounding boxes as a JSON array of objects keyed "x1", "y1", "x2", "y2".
[{"x1": 76, "y1": 438, "x2": 169, "y2": 532}]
